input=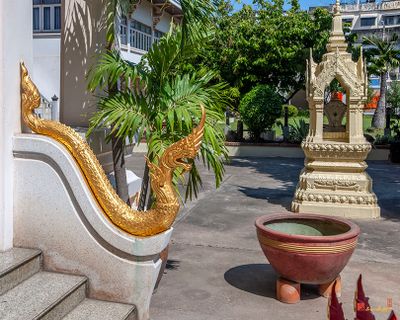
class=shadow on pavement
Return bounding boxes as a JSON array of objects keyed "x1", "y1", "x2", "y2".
[
  {"x1": 224, "y1": 264, "x2": 324, "y2": 301},
  {"x1": 166, "y1": 259, "x2": 180, "y2": 271},
  {"x1": 228, "y1": 158, "x2": 400, "y2": 221},
  {"x1": 229, "y1": 158, "x2": 302, "y2": 211},
  {"x1": 237, "y1": 186, "x2": 294, "y2": 211},
  {"x1": 224, "y1": 264, "x2": 277, "y2": 298}
]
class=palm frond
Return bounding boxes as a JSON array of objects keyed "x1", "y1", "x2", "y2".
[{"x1": 88, "y1": 8, "x2": 230, "y2": 203}]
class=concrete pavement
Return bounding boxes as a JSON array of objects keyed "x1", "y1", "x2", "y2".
[{"x1": 126, "y1": 156, "x2": 400, "y2": 320}]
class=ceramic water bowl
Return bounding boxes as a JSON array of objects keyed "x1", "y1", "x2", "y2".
[{"x1": 255, "y1": 213, "x2": 360, "y2": 303}]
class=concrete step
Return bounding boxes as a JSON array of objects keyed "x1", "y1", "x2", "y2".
[
  {"x1": 63, "y1": 299, "x2": 136, "y2": 320},
  {"x1": 0, "y1": 271, "x2": 87, "y2": 320},
  {"x1": 0, "y1": 247, "x2": 41, "y2": 295}
]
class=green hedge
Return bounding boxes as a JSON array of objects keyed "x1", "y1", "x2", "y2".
[
  {"x1": 281, "y1": 105, "x2": 299, "y2": 118},
  {"x1": 239, "y1": 85, "x2": 282, "y2": 140}
]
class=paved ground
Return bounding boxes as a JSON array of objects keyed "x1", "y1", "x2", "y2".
[{"x1": 126, "y1": 156, "x2": 400, "y2": 320}]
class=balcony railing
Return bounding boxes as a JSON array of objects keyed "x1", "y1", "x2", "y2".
[
  {"x1": 129, "y1": 29, "x2": 152, "y2": 52},
  {"x1": 120, "y1": 17, "x2": 165, "y2": 53}
]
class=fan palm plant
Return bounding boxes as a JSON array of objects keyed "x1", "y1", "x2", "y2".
[
  {"x1": 363, "y1": 34, "x2": 400, "y2": 129},
  {"x1": 89, "y1": 0, "x2": 218, "y2": 207},
  {"x1": 87, "y1": 24, "x2": 229, "y2": 209}
]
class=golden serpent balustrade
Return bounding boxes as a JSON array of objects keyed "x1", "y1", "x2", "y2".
[{"x1": 20, "y1": 62, "x2": 205, "y2": 237}]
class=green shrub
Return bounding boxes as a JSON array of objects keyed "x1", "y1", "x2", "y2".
[
  {"x1": 374, "y1": 134, "x2": 394, "y2": 145},
  {"x1": 239, "y1": 85, "x2": 282, "y2": 140},
  {"x1": 281, "y1": 105, "x2": 298, "y2": 118},
  {"x1": 297, "y1": 109, "x2": 310, "y2": 117},
  {"x1": 288, "y1": 119, "x2": 309, "y2": 143}
]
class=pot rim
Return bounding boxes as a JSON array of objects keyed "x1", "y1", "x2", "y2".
[{"x1": 255, "y1": 213, "x2": 360, "y2": 243}]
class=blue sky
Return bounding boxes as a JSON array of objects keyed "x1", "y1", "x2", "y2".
[{"x1": 232, "y1": 0, "x2": 333, "y2": 11}]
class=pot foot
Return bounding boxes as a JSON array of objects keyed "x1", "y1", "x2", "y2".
[
  {"x1": 318, "y1": 275, "x2": 341, "y2": 298},
  {"x1": 276, "y1": 277, "x2": 300, "y2": 304}
]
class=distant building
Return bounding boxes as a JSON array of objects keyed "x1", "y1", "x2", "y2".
[
  {"x1": 32, "y1": 0, "x2": 182, "y2": 124},
  {"x1": 339, "y1": 0, "x2": 400, "y2": 41},
  {"x1": 32, "y1": 0, "x2": 182, "y2": 171},
  {"x1": 310, "y1": 0, "x2": 400, "y2": 90}
]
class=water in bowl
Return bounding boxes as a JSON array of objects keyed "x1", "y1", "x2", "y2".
[{"x1": 264, "y1": 219, "x2": 350, "y2": 237}]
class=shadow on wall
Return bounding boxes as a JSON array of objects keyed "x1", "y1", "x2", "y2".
[{"x1": 62, "y1": 0, "x2": 108, "y2": 127}]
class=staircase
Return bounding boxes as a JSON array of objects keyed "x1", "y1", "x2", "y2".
[{"x1": 0, "y1": 248, "x2": 136, "y2": 320}]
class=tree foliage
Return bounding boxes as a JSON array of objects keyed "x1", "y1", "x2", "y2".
[
  {"x1": 193, "y1": 0, "x2": 332, "y2": 103},
  {"x1": 363, "y1": 34, "x2": 400, "y2": 128},
  {"x1": 387, "y1": 80, "x2": 400, "y2": 110},
  {"x1": 239, "y1": 84, "x2": 282, "y2": 140},
  {"x1": 88, "y1": 25, "x2": 230, "y2": 202}
]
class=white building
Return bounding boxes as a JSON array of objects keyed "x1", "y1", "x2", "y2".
[
  {"x1": 339, "y1": 0, "x2": 400, "y2": 41},
  {"x1": 341, "y1": 0, "x2": 400, "y2": 88},
  {"x1": 31, "y1": 0, "x2": 182, "y2": 171},
  {"x1": 32, "y1": 0, "x2": 182, "y2": 123},
  {"x1": 310, "y1": 0, "x2": 400, "y2": 89}
]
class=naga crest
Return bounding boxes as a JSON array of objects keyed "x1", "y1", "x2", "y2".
[{"x1": 20, "y1": 62, "x2": 206, "y2": 237}]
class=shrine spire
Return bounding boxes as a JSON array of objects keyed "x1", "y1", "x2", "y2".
[{"x1": 327, "y1": 0, "x2": 348, "y2": 53}]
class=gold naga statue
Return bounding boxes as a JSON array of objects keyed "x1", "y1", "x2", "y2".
[{"x1": 20, "y1": 62, "x2": 206, "y2": 237}]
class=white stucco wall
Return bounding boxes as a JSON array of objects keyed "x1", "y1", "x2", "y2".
[
  {"x1": 156, "y1": 12, "x2": 173, "y2": 33},
  {"x1": 0, "y1": 0, "x2": 33, "y2": 251},
  {"x1": 132, "y1": 0, "x2": 152, "y2": 26},
  {"x1": 33, "y1": 37, "x2": 61, "y2": 101},
  {"x1": 61, "y1": 0, "x2": 178, "y2": 127}
]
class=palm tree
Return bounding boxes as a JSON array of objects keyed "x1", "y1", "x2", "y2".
[
  {"x1": 363, "y1": 34, "x2": 400, "y2": 129},
  {"x1": 89, "y1": 0, "x2": 217, "y2": 206},
  {"x1": 87, "y1": 23, "x2": 229, "y2": 209}
]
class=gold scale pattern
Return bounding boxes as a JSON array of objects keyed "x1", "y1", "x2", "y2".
[{"x1": 20, "y1": 63, "x2": 205, "y2": 237}]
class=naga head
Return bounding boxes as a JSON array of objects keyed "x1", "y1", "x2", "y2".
[
  {"x1": 156, "y1": 105, "x2": 206, "y2": 171},
  {"x1": 20, "y1": 62, "x2": 41, "y2": 127},
  {"x1": 147, "y1": 105, "x2": 206, "y2": 190}
]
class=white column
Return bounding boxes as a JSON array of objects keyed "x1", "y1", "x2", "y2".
[
  {"x1": 314, "y1": 102, "x2": 325, "y2": 142},
  {"x1": 0, "y1": 0, "x2": 33, "y2": 251}
]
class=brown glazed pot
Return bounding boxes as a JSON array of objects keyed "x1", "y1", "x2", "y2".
[{"x1": 255, "y1": 213, "x2": 360, "y2": 285}]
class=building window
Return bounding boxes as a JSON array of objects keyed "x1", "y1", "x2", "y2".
[
  {"x1": 118, "y1": 16, "x2": 166, "y2": 53},
  {"x1": 369, "y1": 77, "x2": 380, "y2": 89},
  {"x1": 383, "y1": 15, "x2": 400, "y2": 26},
  {"x1": 129, "y1": 20, "x2": 152, "y2": 52},
  {"x1": 43, "y1": 6, "x2": 51, "y2": 30},
  {"x1": 154, "y1": 30, "x2": 164, "y2": 42},
  {"x1": 342, "y1": 18, "x2": 353, "y2": 27},
  {"x1": 33, "y1": 7, "x2": 40, "y2": 31},
  {"x1": 33, "y1": 0, "x2": 61, "y2": 33},
  {"x1": 360, "y1": 17, "x2": 376, "y2": 27},
  {"x1": 120, "y1": 16, "x2": 128, "y2": 45},
  {"x1": 54, "y1": 6, "x2": 61, "y2": 30}
]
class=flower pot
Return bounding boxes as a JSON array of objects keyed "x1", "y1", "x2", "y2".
[{"x1": 255, "y1": 214, "x2": 359, "y2": 285}]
